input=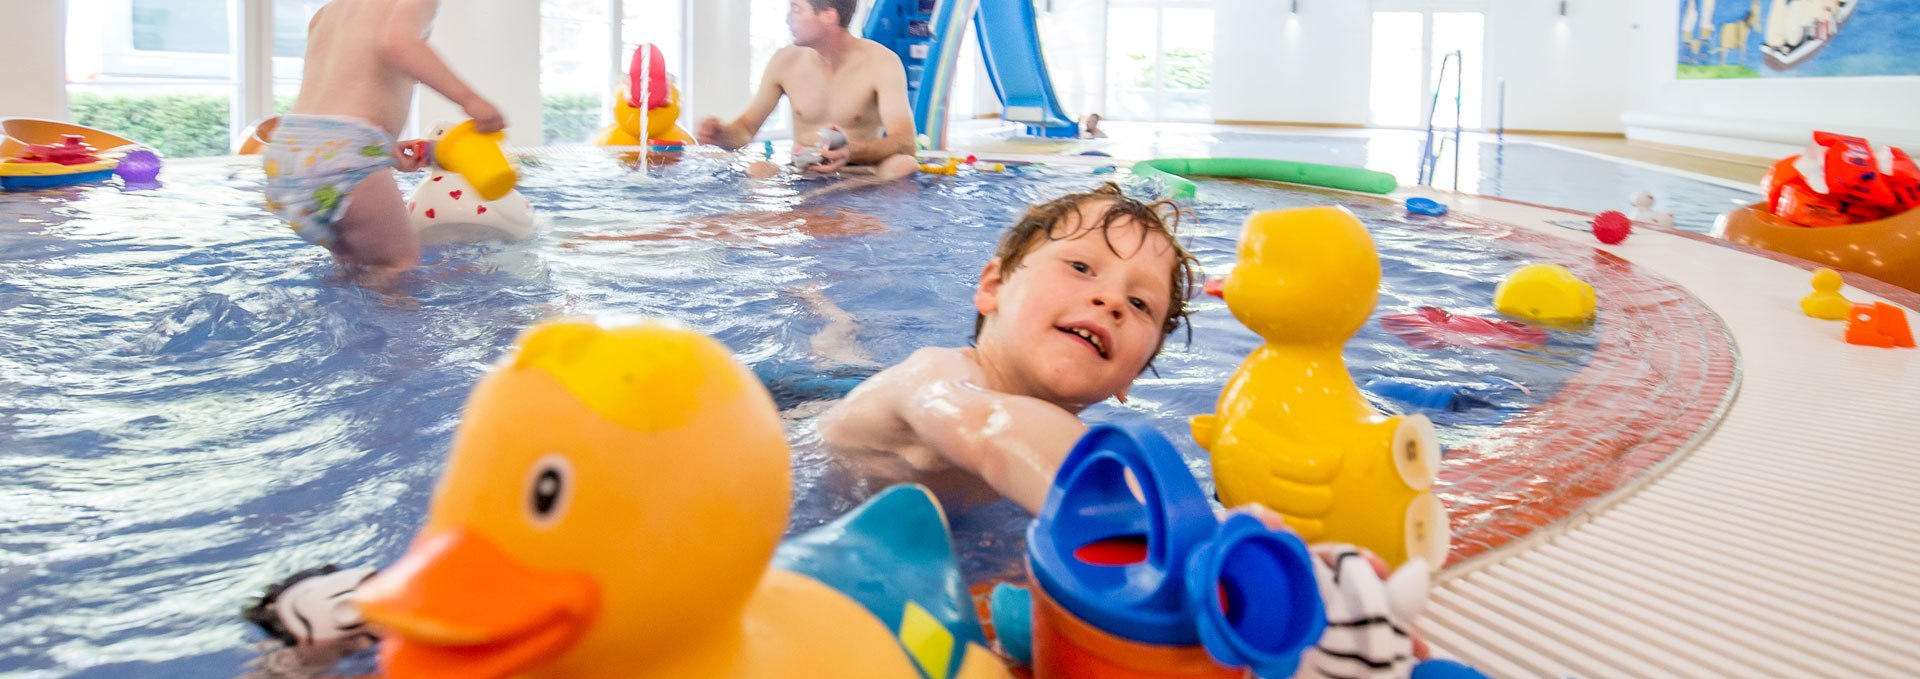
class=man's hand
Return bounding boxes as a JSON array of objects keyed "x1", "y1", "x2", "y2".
[
  {"x1": 805, "y1": 145, "x2": 851, "y2": 174},
  {"x1": 697, "y1": 117, "x2": 738, "y2": 149},
  {"x1": 462, "y1": 98, "x2": 505, "y2": 133}
]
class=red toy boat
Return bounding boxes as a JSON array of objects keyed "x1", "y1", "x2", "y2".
[{"x1": 1380, "y1": 307, "x2": 1548, "y2": 350}]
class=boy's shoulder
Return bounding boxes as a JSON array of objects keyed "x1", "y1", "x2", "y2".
[{"x1": 862, "y1": 347, "x2": 982, "y2": 392}]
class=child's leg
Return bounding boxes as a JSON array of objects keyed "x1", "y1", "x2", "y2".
[{"x1": 332, "y1": 169, "x2": 420, "y2": 274}]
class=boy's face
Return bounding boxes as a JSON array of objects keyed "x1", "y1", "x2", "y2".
[
  {"x1": 788, "y1": 0, "x2": 835, "y2": 46},
  {"x1": 975, "y1": 200, "x2": 1178, "y2": 410}
]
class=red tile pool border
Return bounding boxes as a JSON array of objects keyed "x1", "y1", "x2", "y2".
[{"x1": 1415, "y1": 208, "x2": 1741, "y2": 569}]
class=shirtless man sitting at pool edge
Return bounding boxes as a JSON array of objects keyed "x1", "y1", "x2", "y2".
[{"x1": 696, "y1": 0, "x2": 919, "y2": 180}]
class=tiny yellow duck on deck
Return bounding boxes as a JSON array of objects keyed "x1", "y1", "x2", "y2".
[
  {"x1": 352, "y1": 319, "x2": 1006, "y2": 679},
  {"x1": 1191, "y1": 206, "x2": 1451, "y2": 569}
]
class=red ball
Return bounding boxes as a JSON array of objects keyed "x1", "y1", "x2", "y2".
[{"x1": 1592, "y1": 210, "x2": 1633, "y2": 245}]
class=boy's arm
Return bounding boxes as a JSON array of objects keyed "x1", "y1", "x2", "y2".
[
  {"x1": 898, "y1": 380, "x2": 1087, "y2": 513},
  {"x1": 379, "y1": 0, "x2": 503, "y2": 131},
  {"x1": 819, "y1": 348, "x2": 1087, "y2": 513},
  {"x1": 699, "y1": 52, "x2": 788, "y2": 149}
]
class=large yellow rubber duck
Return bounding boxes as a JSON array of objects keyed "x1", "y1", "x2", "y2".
[
  {"x1": 593, "y1": 45, "x2": 694, "y2": 147},
  {"x1": 352, "y1": 319, "x2": 925, "y2": 679},
  {"x1": 1190, "y1": 206, "x2": 1451, "y2": 568},
  {"x1": 592, "y1": 84, "x2": 695, "y2": 147}
]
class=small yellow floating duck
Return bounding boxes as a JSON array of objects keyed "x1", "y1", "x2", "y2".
[
  {"x1": 1191, "y1": 206, "x2": 1450, "y2": 568},
  {"x1": 1493, "y1": 263, "x2": 1595, "y2": 325},
  {"x1": 352, "y1": 319, "x2": 925, "y2": 679},
  {"x1": 1801, "y1": 268, "x2": 1852, "y2": 321}
]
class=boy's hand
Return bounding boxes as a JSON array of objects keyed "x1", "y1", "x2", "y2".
[
  {"x1": 463, "y1": 98, "x2": 505, "y2": 133},
  {"x1": 392, "y1": 141, "x2": 429, "y2": 172}
]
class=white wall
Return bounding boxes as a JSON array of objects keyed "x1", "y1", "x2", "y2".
[
  {"x1": 1212, "y1": 0, "x2": 1373, "y2": 125},
  {"x1": 1624, "y1": 0, "x2": 1920, "y2": 157},
  {"x1": 1486, "y1": 0, "x2": 1634, "y2": 132},
  {"x1": 1211, "y1": 0, "x2": 1633, "y2": 132},
  {"x1": 417, "y1": 0, "x2": 543, "y2": 146},
  {"x1": 686, "y1": 0, "x2": 754, "y2": 126},
  {"x1": 1, "y1": 0, "x2": 69, "y2": 120}
]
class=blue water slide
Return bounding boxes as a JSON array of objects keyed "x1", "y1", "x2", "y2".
[
  {"x1": 973, "y1": 0, "x2": 1078, "y2": 138},
  {"x1": 866, "y1": 0, "x2": 1078, "y2": 148},
  {"x1": 865, "y1": 0, "x2": 977, "y2": 148}
]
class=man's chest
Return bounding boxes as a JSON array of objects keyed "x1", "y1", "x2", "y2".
[{"x1": 784, "y1": 68, "x2": 877, "y2": 125}]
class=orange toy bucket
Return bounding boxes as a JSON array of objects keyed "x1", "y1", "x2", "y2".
[{"x1": 1029, "y1": 571, "x2": 1245, "y2": 679}]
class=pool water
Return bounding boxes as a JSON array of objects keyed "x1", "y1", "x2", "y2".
[
  {"x1": 1103, "y1": 129, "x2": 1765, "y2": 232},
  {"x1": 0, "y1": 153, "x2": 1597, "y2": 676}
]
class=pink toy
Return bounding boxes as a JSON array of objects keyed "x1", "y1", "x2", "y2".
[
  {"x1": 20, "y1": 135, "x2": 101, "y2": 165},
  {"x1": 1379, "y1": 307, "x2": 1548, "y2": 350},
  {"x1": 1592, "y1": 210, "x2": 1632, "y2": 245}
]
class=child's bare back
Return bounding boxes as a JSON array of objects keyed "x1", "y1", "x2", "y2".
[{"x1": 264, "y1": 0, "x2": 502, "y2": 280}]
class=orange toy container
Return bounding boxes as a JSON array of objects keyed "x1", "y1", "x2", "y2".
[
  {"x1": 1029, "y1": 575, "x2": 1245, "y2": 679},
  {"x1": 1715, "y1": 202, "x2": 1920, "y2": 294}
]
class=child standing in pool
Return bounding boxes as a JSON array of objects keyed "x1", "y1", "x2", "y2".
[
  {"x1": 265, "y1": 0, "x2": 505, "y2": 281},
  {"x1": 817, "y1": 183, "x2": 1201, "y2": 513}
]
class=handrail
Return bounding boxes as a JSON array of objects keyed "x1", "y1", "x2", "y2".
[{"x1": 1417, "y1": 50, "x2": 1464, "y2": 190}]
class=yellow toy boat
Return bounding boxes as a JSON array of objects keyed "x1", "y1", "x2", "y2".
[
  {"x1": 1190, "y1": 206, "x2": 1450, "y2": 568},
  {"x1": 0, "y1": 119, "x2": 134, "y2": 191},
  {"x1": 353, "y1": 319, "x2": 929, "y2": 679}
]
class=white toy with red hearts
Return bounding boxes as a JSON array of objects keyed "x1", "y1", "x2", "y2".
[{"x1": 406, "y1": 123, "x2": 538, "y2": 244}]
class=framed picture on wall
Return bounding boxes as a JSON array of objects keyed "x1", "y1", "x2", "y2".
[{"x1": 1677, "y1": 0, "x2": 1920, "y2": 78}]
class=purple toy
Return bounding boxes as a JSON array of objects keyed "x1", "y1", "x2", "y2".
[{"x1": 116, "y1": 149, "x2": 163, "y2": 188}]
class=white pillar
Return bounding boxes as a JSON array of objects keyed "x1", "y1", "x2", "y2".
[
  {"x1": 1, "y1": 0, "x2": 70, "y2": 120},
  {"x1": 685, "y1": 0, "x2": 753, "y2": 126},
  {"x1": 415, "y1": 0, "x2": 544, "y2": 146}
]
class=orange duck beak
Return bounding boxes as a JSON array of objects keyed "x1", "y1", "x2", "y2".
[
  {"x1": 353, "y1": 529, "x2": 600, "y2": 679},
  {"x1": 1203, "y1": 276, "x2": 1227, "y2": 298}
]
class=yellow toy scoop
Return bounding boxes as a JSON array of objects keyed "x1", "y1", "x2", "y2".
[{"x1": 435, "y1": 120, "x2": 517, "y2": 201}]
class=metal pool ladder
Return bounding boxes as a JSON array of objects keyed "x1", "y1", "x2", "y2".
[{"x1": 1418, "y1": 50, "x2": 1464, "y2": 190}]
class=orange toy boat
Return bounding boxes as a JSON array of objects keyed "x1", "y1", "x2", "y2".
[{"x1": 1714, "y1": 203, "x2": 1920, "y2": 294}]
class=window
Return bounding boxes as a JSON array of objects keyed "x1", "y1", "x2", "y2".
[
  {"x1": 273, "y1": 0, "x2": 328, "y2": 115},
  {"x1": 131, "y1": 0, "x2": 228, "y2": 54},
  {"x1": 750, "y1": 0, "x2": 794, "y2": 138},
  {"x1": 1105, "y1": 1, "x2": 1212, "y2": 122},
  {"x1": 67, "y1": 0, "x2": 239, "y2": 158},
  {"x1": 1367, "y1": 8, "x2": 1487, "y2": 130},
  {"x1": 1369, "y1": 12, "x2": 1425, "y2": 127},
  {"x1": 542, "y1": 0, "x2": 615, "y2": 144}
]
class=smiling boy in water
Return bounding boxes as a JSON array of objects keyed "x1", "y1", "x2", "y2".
[{"x1": 817, "y1": 183, "x2": 1201, "y2": 512}]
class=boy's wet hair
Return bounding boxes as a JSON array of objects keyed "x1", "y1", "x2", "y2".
[
  {"x1": 973, "y1": 182, "x2": 1201, "y2": 366},
  {"x1": 806, "y1": 0, "x2": 859, "y2": 28}
]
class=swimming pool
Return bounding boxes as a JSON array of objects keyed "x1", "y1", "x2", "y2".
[
  {"x1": 997, "y1": 125, "x2": 1765, "y2": 233},
  {"x1": 0, "y1": 153, "x2": 1729, "y2": 675}
]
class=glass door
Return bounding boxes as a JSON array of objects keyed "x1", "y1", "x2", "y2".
[
  {"x1": 1367, "y1": 6, "x2": 1485, "y2": 130},
  {"x1": 1105, "y1": 1, "x2": 1213, "y2": 122}
]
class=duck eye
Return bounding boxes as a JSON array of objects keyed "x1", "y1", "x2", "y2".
[{"x1": 526, "y1": 455, "x2": 572, "y2": 526}]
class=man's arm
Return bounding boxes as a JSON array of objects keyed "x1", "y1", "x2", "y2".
[
  {"x1": 379, "y1": 0, "x2": 502, "y2": 131},
  {"x1": 699, "y1": 52, "x2": 788, "y2": 149},
  {"x1": 845, "y1": 57, "x2": 917, "y2": 164}
]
